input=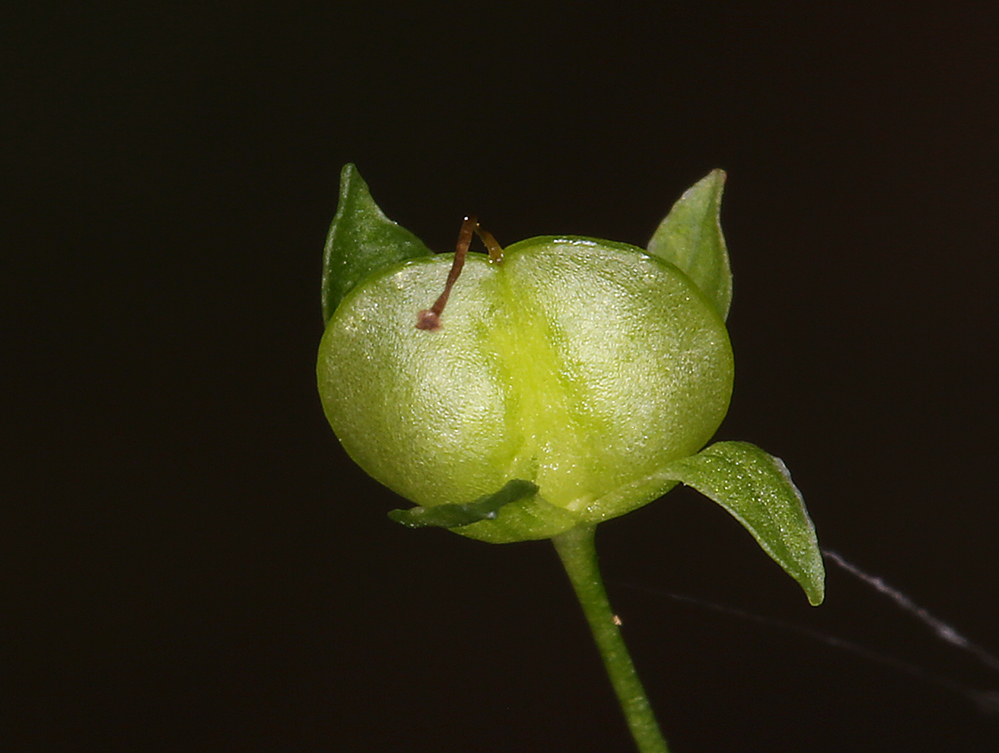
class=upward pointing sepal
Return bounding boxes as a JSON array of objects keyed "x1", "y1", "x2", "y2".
[
  {"x1": 647, "y1": 170, "x2": 732, "y2": 322},
  {"x1": 321, "y1": 164, "x2": 434, "y2": 324}
]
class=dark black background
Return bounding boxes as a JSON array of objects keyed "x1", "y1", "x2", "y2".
[{"x1": 5, "y1": 3, "x2": 998, "y2": 751}]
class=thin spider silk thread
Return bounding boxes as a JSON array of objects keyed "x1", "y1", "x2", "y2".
[
  {"x1": 822, "y1": 549, "x2": 999, "y2": 674},
  {"x1": 607, "y1": 550, "x2": 999, "y2": 716}
]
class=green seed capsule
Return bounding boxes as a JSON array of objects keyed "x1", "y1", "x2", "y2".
[
  {"x1": 317, "y1": 235, "x2": 733, "y2": 541},
  {"x1": 316, "y1": 165, "x2": 824, "y2": 604}
]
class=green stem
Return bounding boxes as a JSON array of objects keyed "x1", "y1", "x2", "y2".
[{"x1": 552, "y1": 524, "x2": 670, "y2": 753}]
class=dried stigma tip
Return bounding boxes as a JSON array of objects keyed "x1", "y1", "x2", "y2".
[{"x1": 416, "y1": 215, "x2": 479, "y2": 330}]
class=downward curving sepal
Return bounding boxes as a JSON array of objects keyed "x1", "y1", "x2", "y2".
[
  {"x1": 389, "y1": 480, "x2": 540, "y2": 529},
  {"x1": 647, "y1": 170, "x2": 732, "y2": 321},
  {"x1": 389, "y1": 480, "x2": 581, "y2": 543},
  {"x1": 657, "y1": 441, "x2": 825, "y2": 605},
  {"x1": 321, "y1": 164, "x2": 434, "y2": 324}
]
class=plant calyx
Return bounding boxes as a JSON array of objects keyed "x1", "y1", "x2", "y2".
[{"x1": 317, "y1": 164, "x2": 824, "y2": 605}]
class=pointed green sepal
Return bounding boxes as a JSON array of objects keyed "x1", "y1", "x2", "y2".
[
  {"x1": 647, "y1": 170, "x2": 732, "y2": 321},
  {"x1": 658, "y1": 441, "x2": 825, "y2": 605},
  {"x1": 453, "y1": 492, "x2": 581, "y2": 544},
  {"x1": 389, "y1": 479, "x2": 540, "y2": 529},
  {"x1": 321, "y1": 164, "x2": 434, "y2": 324}
]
